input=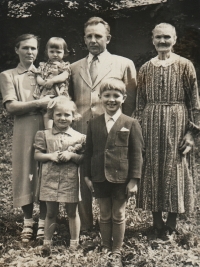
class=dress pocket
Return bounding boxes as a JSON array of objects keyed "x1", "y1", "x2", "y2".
[{"x1": 115, "y1": 131, "x2": 129, "y2": 147}]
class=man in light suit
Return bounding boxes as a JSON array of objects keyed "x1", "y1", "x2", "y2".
[{"x1": 70, "y1": 17, "x2": 137, "y2": 230}]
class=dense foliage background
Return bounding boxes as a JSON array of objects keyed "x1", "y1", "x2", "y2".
[{"x1": 0, "y1": 0, "x2": 200, "y2": 266}]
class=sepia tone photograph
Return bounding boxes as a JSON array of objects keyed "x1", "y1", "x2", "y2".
[{"x1": 0, "y1": 0, "x2": 200, "y2": 266}]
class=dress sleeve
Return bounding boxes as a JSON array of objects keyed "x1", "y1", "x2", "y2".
[
  {"x1": 34, "y1": 131, "x2": 47, "y2": 153},
  {"x1": 133, "y1": 64, "x2": 147, "y2": 125},
  {"x1": 183, "y1": 60, "x2": 200, "y2": 135},
  {"x1": 0, "y1": 71, "x2": 18, "y2": 106},
  {"x1": 58, "y1": 61, "x2": 71, "y2": 76}
]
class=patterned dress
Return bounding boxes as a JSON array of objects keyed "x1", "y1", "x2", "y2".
[
  {"x1": 135, "y1": 53, "x2": 200, "y2": 214},
  {"x1": 33, "y1": 60, "x2": 71, "y2": 99}
]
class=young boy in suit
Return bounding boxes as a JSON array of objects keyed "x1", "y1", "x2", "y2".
[{"x1": 84, "y1": 78, "x2": 144, "y2": 267}]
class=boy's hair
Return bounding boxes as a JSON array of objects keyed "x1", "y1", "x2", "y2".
[
  {"x1": 45, "y1": 37, "x2": 69, "y2": 60},
  {"x1": 47, "y1": 95, "x2": 81, "y2": 121},
  {"x1": 99, "y1": 78, "x2": 126, "y2": 95}
]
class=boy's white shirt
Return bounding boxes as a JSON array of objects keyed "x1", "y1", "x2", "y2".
[{"x1": 104, "y1": 108, "x2": 122, "y2": 133}]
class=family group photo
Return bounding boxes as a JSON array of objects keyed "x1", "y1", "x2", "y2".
[{"x1": 0, "y1": 0, "x2": 200, "y2": 266}]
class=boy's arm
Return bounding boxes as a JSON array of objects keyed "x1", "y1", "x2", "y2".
[
  {"x1": 83, "y1": 120, "x2": 93, "y2": 178},
  {"x1": 126, "y1": 118, "x2": 144, "y2": 199},
  {"x1": 84, "y1": 176, "x2": 94, "y2": 193},
  {"x1": 128, "y1": 119, "x2": 144, "y2": 179}
]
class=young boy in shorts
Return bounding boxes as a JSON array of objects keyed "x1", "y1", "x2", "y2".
[{"x1": 84, "y1": 78, "x2": 144, "y2": 267}]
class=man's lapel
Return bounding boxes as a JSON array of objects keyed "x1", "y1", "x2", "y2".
[
  {"x1": 92, "y1": 53, "x2": 112, "y2": 88},
  {"x1": 79, "y1": 53, "x2": 113, "y2": 89},
  {"x1": 79, "y1": 58, "x2": 92, "y2": 87}
]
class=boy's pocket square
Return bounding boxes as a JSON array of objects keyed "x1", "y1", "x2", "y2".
[{"x1": 120, "y1": 127, "x2": 129, "y2": 131}]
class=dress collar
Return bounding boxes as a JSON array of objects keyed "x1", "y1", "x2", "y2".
[
  {"x1": 150, "y1": 53, "x2": 180, "y2": 67},
  {"x1": 52, "y1": 126, "x2": 74, "y2": 136},
  {"x1": 16, "y1": 63, "x2": 37, "y2": 74}
]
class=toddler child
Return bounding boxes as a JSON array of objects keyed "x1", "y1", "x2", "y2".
[
  {"x1": 34, "y1": 96, "x2": 85, "y2": 253},
  {"x1": 84, "y1": 78, "x2": 144, "y2": 267},
  {"x1": 33, "y1": 37, "x2": 71, "y2": 129}
]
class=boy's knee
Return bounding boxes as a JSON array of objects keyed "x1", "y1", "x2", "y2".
[
  {"x1": 112, "y1": 211, "x2": 125, "y2": 224},
  {"x1": 100, "y1": 211, "x2": 112, "y2": 222}
]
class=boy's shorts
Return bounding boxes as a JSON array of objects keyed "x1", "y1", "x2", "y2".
[{"x1": 93, "y1": 179, "x2": 127, "y2": 199}]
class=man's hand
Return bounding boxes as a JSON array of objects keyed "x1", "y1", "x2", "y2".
[
  {"x1": 179, "y1": 132, "x2": 194, "y2": 155},
  {"x1": 126, "y1": 179, "x2": 138, "y2": 200}
]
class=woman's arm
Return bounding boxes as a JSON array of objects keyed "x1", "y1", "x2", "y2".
[{"x1": 5, "y1": 95, "x2": 53, "y2": 116}]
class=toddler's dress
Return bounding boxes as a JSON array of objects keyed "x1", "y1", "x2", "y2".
[
  {"x1": 34, "y1": 127, "x2": 86, "y2": 203},
  {"x1": 33, "y1": 60, "x2": 71, "y2": 99}
]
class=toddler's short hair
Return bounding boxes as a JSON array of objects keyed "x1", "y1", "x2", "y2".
[
  {"x1": 47, "y1": 96, "x2": 81, "y2": 121},
  {"x1": 45, "y1": 37, "x2": 69, "y2": 60},
  {"x1": 99, "y1": 78, "x2": 126, "y2": 95}
]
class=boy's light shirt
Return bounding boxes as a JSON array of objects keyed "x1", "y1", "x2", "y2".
[
  {"x1": 105, "y1": 108, "x2": 122, "y2": 132},
  {"x1": 87, "y1": 49, "x2": 109, "y2": 71}
]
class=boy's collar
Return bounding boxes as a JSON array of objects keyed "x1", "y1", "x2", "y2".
[{"x1": 105, "y1": 108, "x2": 122, "y2": 122}]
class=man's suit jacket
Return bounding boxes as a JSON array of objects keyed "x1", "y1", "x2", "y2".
[
  {"x1": 84, "y1": 113, "x2": 144, "y2": 183},
  {"x1": 70, "y1": 52, "x2": 137, "y2": 134}
]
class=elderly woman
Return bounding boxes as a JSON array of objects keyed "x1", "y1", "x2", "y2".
[
  {"x1": 0, "y1": 34, "x2": 52, "y2": 242},
  {"x1": 135, "y1": 23, "x2": 200, "y2": 235}
]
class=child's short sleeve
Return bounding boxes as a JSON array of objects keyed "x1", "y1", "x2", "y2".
[
  {"x1": 59, "y1": 61, "x2": 71, "y2": 75},
  {"x1": 34, "y1": 130, "x2": 47, "y2": 153}
]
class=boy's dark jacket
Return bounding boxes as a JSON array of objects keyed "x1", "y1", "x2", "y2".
[{"x1": 84, "y1": 113, "x2": 144, "y2": 183}]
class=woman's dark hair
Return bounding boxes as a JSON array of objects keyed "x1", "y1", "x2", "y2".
[
  {"x1": 14, "y1": 34, "x2": 40, "y2": 49},
  {"x1": 44, "y1": 37, "x2": 69, "y2": 61}
]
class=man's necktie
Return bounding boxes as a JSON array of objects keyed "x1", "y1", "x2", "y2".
[
  {"x1": 89, "y1": 56, "x2": 98, "y2": 84},
  {"x1": 106, "y1": 118, "x2": 114, "y2": 133}
]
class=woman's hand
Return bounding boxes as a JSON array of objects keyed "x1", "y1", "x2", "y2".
[
  {"x1": 37, "y1": 95, "x2": 54, "y2": 109},
  {"x1": 179, "y1": 132, "x2": 194, "y2": 155},
  {"x1": 126, "y1": 178, "x2": 138, "y2": 200},
  {"x1": 84, "y1": 177, "x2": 94, "y2": 194},
  {"x1": 58, "y1": 151, "x2": 72, "y2": 162}
]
